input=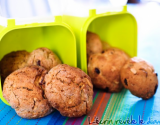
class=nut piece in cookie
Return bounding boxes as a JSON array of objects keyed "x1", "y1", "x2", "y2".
[
  {"x1": 45, "y1": 64, "x2": 93, "y2": 117},
  {"x1": 27, "y1": 47, "x2": 62, "y2": 71},
  {"x1": 88, "y1": 48, "x2": 129, "y2": 92},
  {"x1": 121, "y1": 57, "x2": 158, "y2": 99},
  {"x1": 3, "y1": 65, "x2": 53, "y2": 119},
  {"x1": 0, "y1": 50, "x2": 30, "y2": 79},
  {"x1": 87, "y1": 31, "x2": 103, "y2": 59}
]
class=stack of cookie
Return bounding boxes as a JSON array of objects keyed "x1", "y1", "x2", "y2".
[
  {"x1": 87, "y1": 31, "x2": 158, "y2": 100},
  {"x1": 0, "y1": 47, "x2": 93, "y2": 119},
  {"x1": 0, "y1": 47, "x2": 62, "y2": 82}
]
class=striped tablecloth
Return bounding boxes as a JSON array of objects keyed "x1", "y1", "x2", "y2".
[
  {"x1": 0, "y1": 89, "x2": 160, "y2": 125},
  {"x1": 0, "y1": 2, "x2": 160, "y2": 125},
  {"x1": 0, "y1": 87, "x2": 160, "y2": 125}
]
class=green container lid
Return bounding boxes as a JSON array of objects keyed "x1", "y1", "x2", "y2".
[
  {"x1": 63, "y1": 5, "x2": 137, "y2": 73},
  {"x1": 0, "y1": 16, "x2": 77, "y2": 105}
]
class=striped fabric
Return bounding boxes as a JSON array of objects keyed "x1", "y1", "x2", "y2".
[
  {"x1": 0, "y1": 1, "x2": 160, "y2": 125},
  {"x1": 0, "y1": 87, "x2": 160, "y2": 125}
]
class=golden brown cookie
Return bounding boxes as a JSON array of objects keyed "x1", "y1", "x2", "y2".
[
  {"x1": 0, "y1": 50, "x2": 30, "y2": 79},
  {"x1": 101, "y1": 41, "x2": 111, "y2": 51},
  {"x1": 45, "y1": 64, "x2": 93, "y2": 117},
  {"x1": 87, "y1": 31, "x2": 103, "y2": 59},
  {"x1": 3, "y1": 65, "x2": 53, "y2": 119},
  {"x1": 27, "y1": 47, "x2": 62, "y2": 71},
  {"x1": 120, "y1": 57, "x2": 158, "y2": 99},
  {"x1": 88, "y1": 48, "x2": 129, "y2": 92}
]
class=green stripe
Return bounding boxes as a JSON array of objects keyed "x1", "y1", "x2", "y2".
[
  {"x1": 108, "y1": 93, "x2": 121, "y2": 119},
  {"x1": 101, "y1": 94, "x2": 113, "y2": 120},
  {"x1": 102, "y1": 89, "x2": 127, "y2": 123},
  {"x1": 104, "y1": 93, "x2": 120, "y2": 119},
  {"x1": 102, "y1": 93, "x2": 118, "y2": 121},
  {"x1": 121, "y1": 92, "x2": 131, "y2": 123},
  {"x1": 93, "y1": 91, "x2": 100, "y2": 104},
  {"x1": 25, "y1": 120, "x2": 30, "y2": 125},
  {"x1": 122, "y1": 92, "x2": 139, "y2": 125},
  {"x1": 126, "y1": 96, "x2": 137, "y2": 123},
  {"x1": 109, "y1": 90, "x2": 126, "y2": 120},
  {"x1": 81, "y1": 91, "x2": 100, "y2": 125},
  {"x1": 63, "y1": 117, "x2": 69, "y2": 125},
  {"x1": 112, "y1": 89, "x2": 128, "y2": 122},
  {"x1": 114, "y1": 90, "x2": 139, "y2": 125},
  {"x1": 111, "y1": 89, "x2": 126, "y2": 121}
]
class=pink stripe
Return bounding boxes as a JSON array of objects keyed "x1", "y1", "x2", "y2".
[
  {"x1": 35, "y1": 118, "x2": 41, "y2": 125},
  {"x1": 141, "y1": 100, "x2": 147, "y2": 125},
  {"x1": 71, "y1": 119, "x2": 77, "y2": 125}
]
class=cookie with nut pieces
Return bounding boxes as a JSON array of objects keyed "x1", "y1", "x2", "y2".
[
  {"x1": 3, "y1": 65, "x2": 53, "y2": 119},
  {"x1": 120, "y1": 57, "x2": 158, "y2": 99},
  {"x1": 27, "y1": 47, "x2": 62, "y2": 71},
  {"x1": 45, "y1": 64, "x2": 93, "y2": 117},
  {"x1": 88, "y1": 48, "x2": 129, "y2": 92}
]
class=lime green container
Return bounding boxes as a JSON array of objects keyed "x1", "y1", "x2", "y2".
[
  {"x1": 0, "y1": 16, "x2": 77, "y2": 105},
  {"x1": 63, "y1": 5, "x2": 137, "y2": 73}
]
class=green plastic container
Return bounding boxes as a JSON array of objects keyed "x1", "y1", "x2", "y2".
[
  {"x1": 63, "y1": 5, "x2": 137, "y2": 73},
  {"x1": 0, "y1": 16, "x2": 77, "y2": 105}
]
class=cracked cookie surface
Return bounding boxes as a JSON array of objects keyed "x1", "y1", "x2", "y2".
[
  {"x1": 87, "y1": 31, "x2": 103, "y2": 59},
  {"x1": 88, "y1": 48, "x2": 129, "y2": 92},
  {"x1": 3, "y1": 65, "x2": 53, "y2": 119},
  {"x1": 0, "y1": 50, "x2": 30, "y2": 80},
  {"x1": 121, "y1": 57, "x2": 158, "y2": 99},
  {"x1": 45, "y1": 64, "x2": 93, "y2": 117},
  {"x1": 27, "y1": 47, "x2": 62, "y2": 71}
]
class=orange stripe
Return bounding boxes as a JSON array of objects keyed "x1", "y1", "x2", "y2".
[
  {"x1": 91, "y1": 93, "x2": 106, "y2": 123},
  {"x1": 83, "y1": 92, "x2": 104, "y2": 125},
  {"x1": 95, "y1": 93, "x2": 111, "y2": 120}
]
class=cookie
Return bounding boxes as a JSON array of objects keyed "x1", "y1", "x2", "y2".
[
  {"x1": 0, "y1": 50, "x2": 30, "y2": 79},
  {"x1": 120, "y1": 57, "x2": 158, "y2": 99},
  {"x1": 3, "y1": 65, "x2": 53, "y2": 119},
  {"x1": 101, "y1": 41, "x2": 111, "y2": 51},
  {"x1": 87, "y1": 31, "x2": 103, "y2": 59},
  {"x1": 45, "y1": 64, "x2": 93, "y2": 117},
  {"x1": 27, "y1": 47, "x2": 62, "y2": 71},
  {"x1": 88, "y1": 48, "x2": 129, "y2": 92}
]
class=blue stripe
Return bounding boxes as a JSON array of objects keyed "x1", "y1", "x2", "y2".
[
  {"x1": 53, "y1": 114, "x2": 67, "y2": 125},
  {"x1": 13, "y1": 111, "x2": 56, "y2": 125},
  {"x1": 47, "y1": 111, "x2": 66, "y2": 125},
  {"x1": 0, "y1": 106, "x2": 12, "y2": 125},
  {"x1": 131, "y1": 99, "x2": 146, "y2": 124},
  {"x1": 34, "y1": 111, "x2": 56, "y2": 125},
  {"x1": 142, "y1": 97, "x2": 155, "y2": 123}
]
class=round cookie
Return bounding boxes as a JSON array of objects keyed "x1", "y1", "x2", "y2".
[
  {"x1": 3, "y1": 65, "x2": 53, "y2": 119},
  {"x1": 27, "y1": 47, "x2": 62, "y2": 71},
  {"x1": 101, "y1": 41, "x2": 111, "y2": 51},
  {"x1": 0, "y1": 50, "x2": 30, "y2": 79},
  {"x1": 88, "y1": 48, "x2": 129, "y2": 92},
  {"x1": 87, "y1": 31, "x2": 103, "y2": 59},
  {"x1": 120, "y1": 57, "x2": 158, "y2": 99},
  {"x1": 45, "y1": 64, "x2": 93, "y2": 117}
]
